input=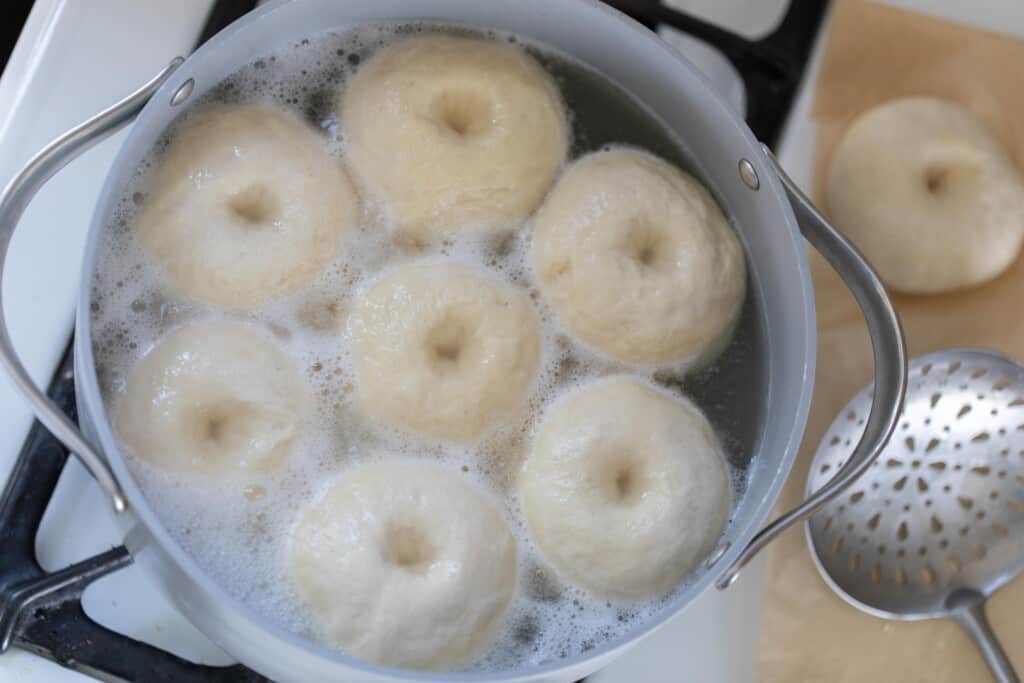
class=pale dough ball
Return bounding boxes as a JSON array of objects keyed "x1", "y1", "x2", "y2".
[
  {"x1": 520, "y1": 375, "x2": 731, "y2": 599},
  {"x1": 289, "y1": 461, "x2": 517, "y2": 670},
  {"x1": 347, "y1": 261, "x2": 541, "y2": 442},
  {"x1": 341, "y1": 34, "x2": 568, "y2": 245},
  {"x1": 826, "y1": 97, "x2": 1024, "y2": 293},
  {"x1": 114, "y1": 320, "x2": 305, "y2": 473},
  {"x1": 135, "y1": 104, "x2": 359, "y2": 307},
  {"x1": 531, "y1": 148, "x2": 746, "y2": 366}
]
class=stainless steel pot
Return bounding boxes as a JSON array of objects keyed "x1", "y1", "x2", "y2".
[{"x1": 0, "y1": 1, "x2": 908, "y2": 681}]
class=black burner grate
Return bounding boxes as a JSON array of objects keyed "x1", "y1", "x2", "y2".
[
  {"x1": 0, "y1": 1, "x2": 34, "y2": 77},
  {"x1": 604, "y1": 0, "x2": 828, "y2": 147},
  {"x1": 0, "y1": 1, "x2": 826, "y2": 680}
]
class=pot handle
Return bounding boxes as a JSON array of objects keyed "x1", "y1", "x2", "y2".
[
  {"x1": 716, "y1": 147, "x2": 908, "y2": 589},
  {"x1": 0, "y1": 59, "x2": 184, "y2": 513}
]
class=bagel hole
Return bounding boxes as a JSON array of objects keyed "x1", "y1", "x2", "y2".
[
  {"x1": 434, "y1": 341, "x2": 460, "y2": 362},
  {"x1": 206, "y1": 415, "x2": 228, "y2": 444},
  {"x1": 606, "y1": 461, "x2": 647, "y2": 505},
  {"x1": 425, "y1": 317, "x2": 469, "y2": 370},
  {"x1": 923, "y1": 167, "x2": 949, "y2": 195},
  {"x1": 430, "y1": 90, "x2": 493, "y2": 137},
  {"x1": 382, "y1": 523, "x2": 435, "y2": 572},
  {"x1": 624, "y1": 220, "x2": 671, "y2": 272},
  {"x1": 194, "y1": 400, "x2": 294, "y2": 464},
  {"x1": 198, "y1": 403, "x2": 249, "y2": 449},
  {"x1": 229, "y1": 185, "x2": 278, "y2": 226},
  {"x1": 615, "y1": 470, "x2": 633, "y2": 497},
  {"x1": 922, "y1": 161, "x2": 980, "y2": 196}
]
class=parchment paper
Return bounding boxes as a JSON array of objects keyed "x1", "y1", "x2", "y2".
[{"x1": 757, "y1": 1, "x2": 1024, "y2": 680}]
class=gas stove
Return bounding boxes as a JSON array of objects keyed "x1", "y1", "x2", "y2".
[{"x1": 6, "y1": 1, "x2": 1013, "y2": 681}]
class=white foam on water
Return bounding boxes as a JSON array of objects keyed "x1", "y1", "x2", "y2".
[{"x1": 89, "y1": 23, "x2": 753, "y2": 673}]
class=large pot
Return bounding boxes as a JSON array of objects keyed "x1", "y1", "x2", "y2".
[{"x1": 0, "y1": 1, "x2": 908, "y2": 681}]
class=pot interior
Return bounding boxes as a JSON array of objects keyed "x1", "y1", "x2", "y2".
[{"x1": 76, "y1": 0, "x2": 815, "y2": 680}]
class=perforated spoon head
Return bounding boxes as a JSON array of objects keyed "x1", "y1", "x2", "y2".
[{"x1": 806, "y1": 348, "x2": 1024, "y2": 621}]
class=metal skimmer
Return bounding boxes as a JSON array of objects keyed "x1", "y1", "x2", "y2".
[{"x1": 807, "y1": 348, "x2": 1024, "y2": 683}]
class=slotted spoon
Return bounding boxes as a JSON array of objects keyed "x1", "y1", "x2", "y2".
[{"x1": 807, "y1": 348, "x2": 1024, "y2": 683}]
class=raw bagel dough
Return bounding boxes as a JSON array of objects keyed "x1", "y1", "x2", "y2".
[
  {"x1": 114, "y1": 319, "x2": 305, "y2": 473},
  {"x1": 826, "y1": 97, "x2": 1024, "y2": 293},
  {"x1": 347, "y1": 261, "x2": 541, "y2": 442},
  {"x1": 289, "y1": 461, "x2": 517, "y2": 670},
  {"x1": 341, "y1": 34, "x2": 568, "y2": 244},
  {"x1": 135, "y1": 104, "x2": 359, "y2": 307},
  {"x1": 520, "y1": 375, "x2": 731, "y2": 598},
  {"x1": 531, "y1": 148, "x2": 745, "y2": 366}
]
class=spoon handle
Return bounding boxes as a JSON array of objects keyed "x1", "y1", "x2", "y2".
[{"x1": 952, "y1": 598, "x2": 1020, "y2": 683}]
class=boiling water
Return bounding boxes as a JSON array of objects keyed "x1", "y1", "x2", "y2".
[{"x1": 89, "y1": 23, "x2": 767, "y2": 672}]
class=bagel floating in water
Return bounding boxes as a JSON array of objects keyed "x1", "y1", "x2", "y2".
[
  {"x1": 826, "y1": 97, "x2": 1024, "y2": 293},
  {"x1": 135, "y1": 104, "x2": 359, "y2": 307},
  {"x1": 520, "y1": 375, "x2": 731, "y2": 599},
  {"x1": 531, "y1": 147, "x2": 746, "y2": 367},
  {"x1": 289, "y1": 461, "x2": 517, "y2": 669},
  {"x1": 341, "y1": 34, "x2": 568, "y2": 245},
  {"x1": 114, "y1": 320, "x2": 306, "y2": 473},
  {"x1": 346, "y1": 260, "x2": 541, "y2": 442}
]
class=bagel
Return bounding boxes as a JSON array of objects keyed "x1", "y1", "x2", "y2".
[
  {"x1": 347, "y1": 261, "x2": 541, "y2": 442},
  {"x1": 114, "y1": 319, "x2": 306, "y2": 473},
  {"x1": 531, "y1": 148, "x2": 745, "y2": 366},
  {"x1": 826, "y1": 97, "x2": 1024, "y2": 293},
  {"x1": 135, "y1": 104, "x2": 359, "y2": 307},
  {"x1": 289, "y1": 461, "x2": 517, "y2": 669},
  {"x1": 520, "y1": 375, "x2": 731, "y2": 598},
  {"x1": 341, "y1": 34, "x2": 568, "y2": 245}
]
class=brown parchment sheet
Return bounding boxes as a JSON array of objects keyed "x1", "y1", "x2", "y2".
[{"x1": 757, "y1": 1, "x2": 1024, "y2": 680}]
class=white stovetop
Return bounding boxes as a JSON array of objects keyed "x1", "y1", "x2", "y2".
[{"x1": 1, "y1": 1, "x2": 1021, "y2": 682}]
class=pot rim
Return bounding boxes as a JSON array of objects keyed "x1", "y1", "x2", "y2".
[{"x1": 74, "y1": 0, "x2": 816, "y2": 679}]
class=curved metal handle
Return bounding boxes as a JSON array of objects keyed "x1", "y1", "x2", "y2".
[
  {"x1": 0, "y1": 58, "x2": 184, "y2": 513},
  {"x1": 949, "y1": 590, "x2": 1020, "y2": 683},
  {"x1": 716, "y1": 146, "x2": 908, "y2": 589}
]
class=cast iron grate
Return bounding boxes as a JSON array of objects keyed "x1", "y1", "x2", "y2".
[
  {"x1": 0, "y1": 1, "x2": 826, "y2": 680},
  {"x1": 604, "y1": 0, "x2": 828, "y2": 147}
]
